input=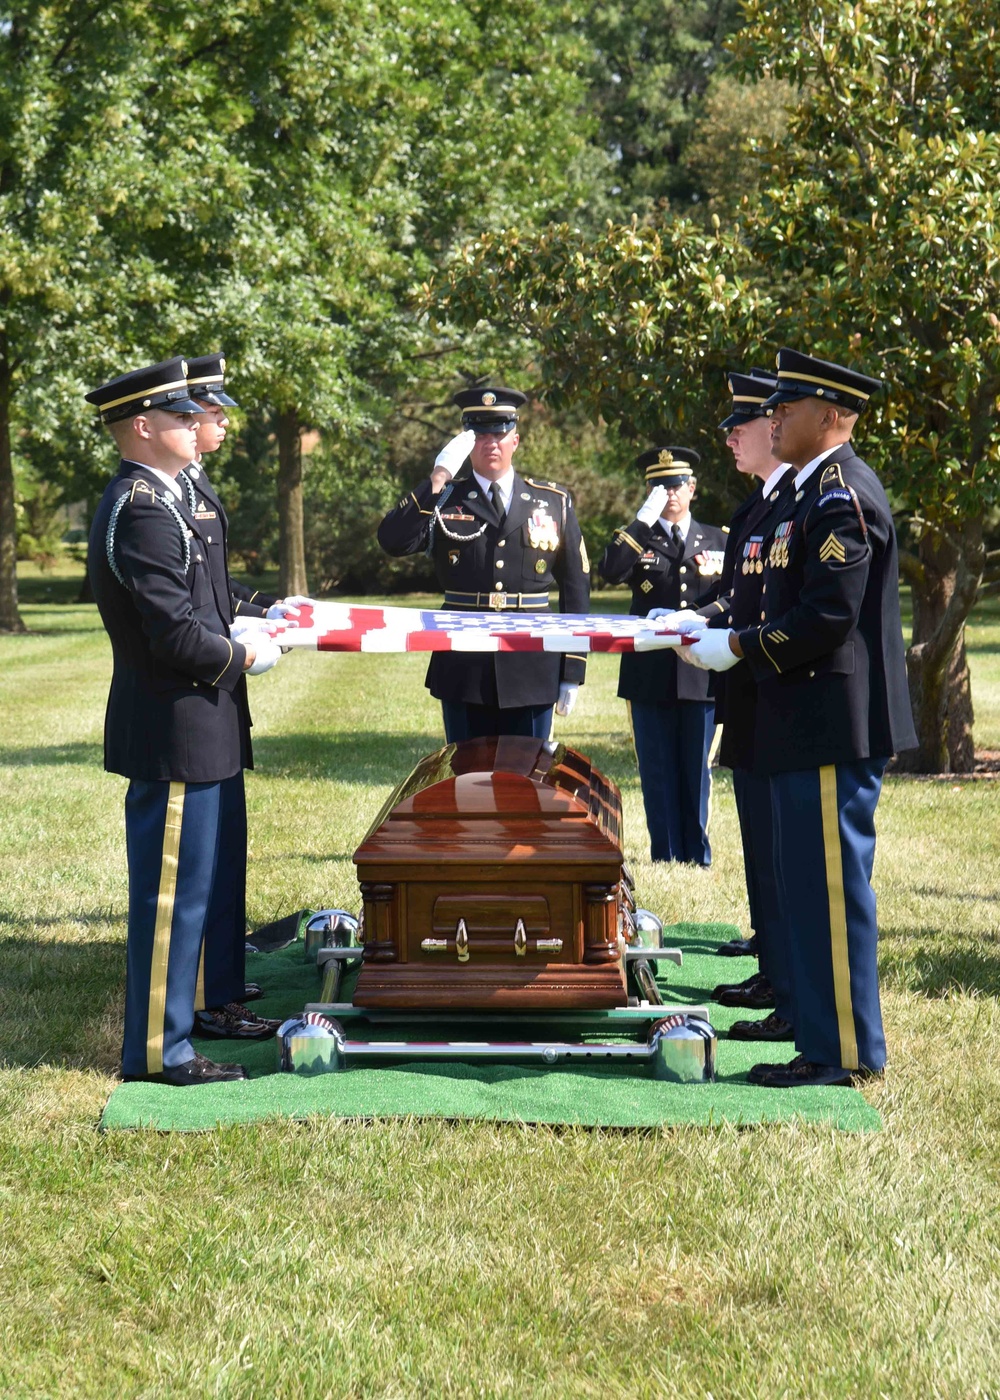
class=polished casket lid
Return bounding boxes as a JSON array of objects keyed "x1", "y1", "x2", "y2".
[{"x1": 354, "y1": 737, "x2": 622, "y2": 866}]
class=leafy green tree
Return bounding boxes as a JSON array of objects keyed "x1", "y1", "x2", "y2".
[
  {"x1": 576, "y1": 0, "x2": 743, "y2": 221},
  {"x1": 436, "y1": 0, "x2": 1000, "y2": 772}
]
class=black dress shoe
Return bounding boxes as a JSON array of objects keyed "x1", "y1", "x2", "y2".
[
  {"x1": 728, "y1": 1012, "x2": 795, "y2": 1042},
  {"x1": 242, "y1": 982, "x2": 264, "y2": 1002},
  {"x1": 713, "y1": 973, "x2": 776, "y2": 1009},
  {"x1": 123, "y1": 1052, "x2": 249, "y2": 1086},
  {"x1": 716, "y1": 935, "x2": 758, "y2": 957},
  {"x1": 756, "y1": 1059, "x2": 883, "y2": 1089},
  {"x1": 193, "y1": 1002, "x2": 283, "y2": 1041},
  {"x1": 748, "y1": 1052, "x2": 805, "y2": 1084}
]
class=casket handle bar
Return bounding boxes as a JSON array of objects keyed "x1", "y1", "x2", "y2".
[{"x1": 419, "y1": 918, "x2": 563, "y2": 959}]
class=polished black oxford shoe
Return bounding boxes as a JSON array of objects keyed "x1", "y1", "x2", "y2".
[
  {"x1": 716, "y1": 934, "x2": 758, "y2": 958},
  {"x1": 123, "y1": 1052, "x2": 249, "y2": 1086},
  {"x1": 242, "y1": 982, "x2": 264, "y2": 1002},
  {"x1": 712, "y1": 973, "x2": 776, "y2": 1008},
  {"x1": 193, "y1": 1002, "x2": 282, "y2": 1041},
  {"x1": 748, "y1": 1052, "x2": 805, "y2": 1084},
  {"x1": 728, "y1": 1011, "x2": 794, "y2": 1042},
  {"x1": 756, "y1": 1059, "x2": 884, "y2": 1089}
]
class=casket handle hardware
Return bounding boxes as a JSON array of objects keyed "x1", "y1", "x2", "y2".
[
  {"x1": 514, "y1": 919, "x2": 527, "y2": 957},
  {"x1": 535, "y1": 938, "x2": 563, "y2": 953},
  {"x1": 420, "y1": 939, "x2": 449, "y2": 952},
  {"x1": 455, "y1": 918, "x2": 470, "y2": 962}
]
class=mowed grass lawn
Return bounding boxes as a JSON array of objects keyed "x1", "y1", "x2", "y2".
[{"x1": 2, "y1": 566, "x2": 1000, "y2": 1399}]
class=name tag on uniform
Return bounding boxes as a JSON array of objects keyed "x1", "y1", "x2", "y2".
[
  {"x1": 439, "y1": 511, "x2": 475, "y2": 522},
  {"x1": 193, "y1": 510, "x2": 217, "y2": 520}
]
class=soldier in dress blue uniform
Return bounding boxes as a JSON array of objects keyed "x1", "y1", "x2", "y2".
[
  {"x1": 182, "y1": 353, "x2": 314, "y2": 626},
  {"x1": 377, "y1": 386, "x2": 591, "y2": 742},
  {"x1": 656, "y1": 372, "x2": 797, "y2": 1033},
  {"x1": 679, "y1": 348, "x2": 917, "y2": 1087},
  {"x1": 599, "y1": 448, "x2": 727, "y2": 865},
  {"x1": 87, "y1": 358, "x2": 284, "y2": 1086},
  {"x1": 180, "y1": 354, "x2": 316, "y2": 1015}
]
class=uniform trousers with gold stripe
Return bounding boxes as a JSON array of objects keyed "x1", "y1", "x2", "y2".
[
  {"x1": 122, "y1": 772, "x2": 246, "y2": 1076},
  {"x1": 770, "y1": 759, "x2": 887, "y2": 1073}
]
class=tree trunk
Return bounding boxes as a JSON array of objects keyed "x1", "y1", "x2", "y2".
[
  {"x1": 275, "y1": 408, "x2": 309, "y2": 598},
  {"x1": 0, "y1": 352, "x2": 26, "y2": 633},
  {"x1": 896, "y1": 519, "x2": 982, "y2": 774}
]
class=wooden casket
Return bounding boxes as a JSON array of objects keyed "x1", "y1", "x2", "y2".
[{"x1": 352, "y1": 737, "x2": 630, "y2": 1010}]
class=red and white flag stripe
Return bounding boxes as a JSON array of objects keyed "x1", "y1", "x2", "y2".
[{"x1": 261, "y1": 603, "x2": 694, "y2": 655}]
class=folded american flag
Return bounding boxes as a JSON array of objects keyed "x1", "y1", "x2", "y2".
[{"x1": 263, "y1": 603, "x2": 693, "y2": 654}]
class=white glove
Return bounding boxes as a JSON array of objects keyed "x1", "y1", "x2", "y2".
[
  {"x1": 646, "y1": 609, "x2": 709, "y2": 631},
  {"x1": 230, "y1": 617, "x2": 271, "y2": 641},
  {"x1": 433, "y1": 429, "x2": 476, "y2": 478},
  {"x1": 636, "y1": 485, "x2": 669, "y2": 526},
  {"x1": 266, "y1": 594, "x2": 315, "y2": 621},
  {"x1": 246, "y1": 635, "x2": 283, "y2": 675},
  {"x1": 555, "y1": 683, "x2": 579, "y2": 717},
  {"x1": 679, "y1": 628, "x2": 740, "y2": 672}
]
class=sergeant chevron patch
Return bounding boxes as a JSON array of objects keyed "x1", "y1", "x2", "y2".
[{"x1": 819, "y1": 532, "x2": 847, "y2": 563}]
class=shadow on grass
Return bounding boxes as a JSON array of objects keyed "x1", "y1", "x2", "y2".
[
  {"x1": 0, "y1": 741, "x2": 103, "y2": 768},
  {"x1": 0, "y1": 934, "x2": 123, "y2": 1071},
  {"x1": 881, "y1": 936, "x2": 1000, "y2": 998}
]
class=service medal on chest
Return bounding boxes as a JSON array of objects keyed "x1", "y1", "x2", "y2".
[{"x1": 527, "y1": 508, "x2": 559, "y2": 552}]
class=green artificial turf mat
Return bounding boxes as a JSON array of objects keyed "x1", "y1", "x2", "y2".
[{"x1": 99, "y1": 923, "x2": 882, "y2": 1133}]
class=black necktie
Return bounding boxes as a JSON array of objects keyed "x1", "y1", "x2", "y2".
[
  {"x1": 670, "y1": 523, "x2": 683, "y2": 554},
  {"x1": 491, "y1": 483, "x2": 506, "y2": 527}
]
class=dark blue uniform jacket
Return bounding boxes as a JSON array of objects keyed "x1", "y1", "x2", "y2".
[
  {"x1": 377, "y1": 469, "x2": 591, "y2": 707},
  {"x1": 736, "y1": 444, "x2": 917, "y2": 772},
  {"x1": 599, "y1": 513, "x2": 727, "y2": 704},
  {"x1": 88, "y1": 460, "x2": 253, "y2": 783}
]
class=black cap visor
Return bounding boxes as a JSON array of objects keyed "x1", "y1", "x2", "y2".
[
  {"x1": 463, "y1": 414, "x2": 517, "y2": 435},
  {"x1": 191, "y1": 387, "x2": 239, "y2": 408}
]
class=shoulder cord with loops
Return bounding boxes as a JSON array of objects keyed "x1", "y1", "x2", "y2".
[{"x1": 106, "y1": 491, "x2": 191, "y2": 587}]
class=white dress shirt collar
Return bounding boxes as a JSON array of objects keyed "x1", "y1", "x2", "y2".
[
  {"x1": 658, "y1": 510, "x2": 692, "y2": 539},
  {"x1": 473, "y1": 467, "x2": 515, "y2": 507},
  {"x1": 793, "y1": 445, "x2": 841, "y2": 491},
  {"x1": 128, "y1": 463, "x2": 183, "y2": 501},
  {"x1": 762, "y1": 462, "x2": 793, "y2": 495}
]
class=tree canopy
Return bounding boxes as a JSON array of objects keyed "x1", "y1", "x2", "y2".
[{"x1": 435, "y1": 0, "x2": 1000, "y2": 770}]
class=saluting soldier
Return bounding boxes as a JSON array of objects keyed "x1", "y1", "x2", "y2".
[
  {"x1": 679, "y1": 348, "x2": 917, "y2": 1087},
  {"x1": 599, "y1": 448, "x2": 726, "y2": 866},
  {"x1": 87, "y1": 358, "x2": 283, "y2": 1087},
  {"x1": 377, "y1": 386, "x2": 591, "y2": 742}
]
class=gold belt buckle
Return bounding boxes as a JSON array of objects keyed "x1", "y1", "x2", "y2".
[{"x1": 488, "y1": 590, "x2": 507, "y2": 611}]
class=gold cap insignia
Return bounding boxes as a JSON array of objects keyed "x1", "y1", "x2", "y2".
[
  {"x1": 220, "y1": 357, "x2": 226, "y2": 373},
  {"x1": 181, "y1": 361, "x2": 188, "y2": 375},
  {"x1": 727, "y1": 378, "x2": 733, "y2": 393},
  {"x1": 482, "y1": 392, "x2": 496, "y2": 406},
  {"x1": 657, "y1": 450, "x2": 675, "y2": 467}
]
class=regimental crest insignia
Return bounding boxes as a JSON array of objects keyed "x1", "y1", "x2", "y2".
[
  {"x1": 535, "y1": 558, "x2": 547, "y2": 575},
  {"x1": 448, "y1": 550, "x2": 460, "y2": 566},
  {"x1": 819, "y1": 531, "x2": 846, "y2": 563}
]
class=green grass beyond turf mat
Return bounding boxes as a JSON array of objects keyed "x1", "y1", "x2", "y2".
[{"x1": 99, "y1": 923, "x2": 881, "y2": 1133}]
